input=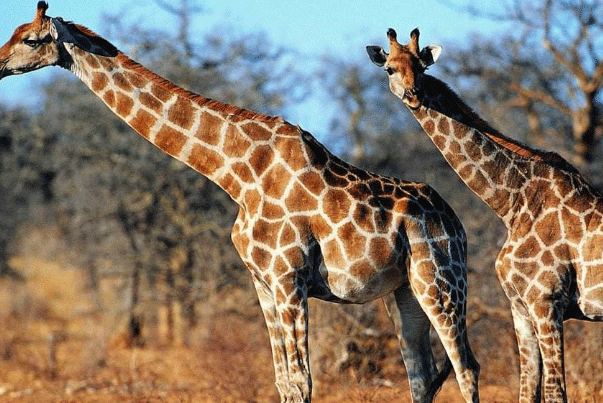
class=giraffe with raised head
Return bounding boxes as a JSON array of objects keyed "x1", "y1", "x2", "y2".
[
  {"x1": 367, "y1": 27, "x2": 603, "y2": 403},
  {"x1": 0, "y1": 4, "x2": 481, "y2": 402}
]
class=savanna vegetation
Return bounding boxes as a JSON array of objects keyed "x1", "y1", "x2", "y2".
[{"x1": 0, "y1": 0, "x2": 601, "y2": 401}]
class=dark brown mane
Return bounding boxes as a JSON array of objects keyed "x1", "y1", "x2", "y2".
[{"x1": 117, "y1": 54, "x2": 282, "y2": 124}]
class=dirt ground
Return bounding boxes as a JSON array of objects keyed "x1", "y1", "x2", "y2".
[
  {"x1": 0, "y1": 255, "x2": 601, "y2": 403},
  {"x1": 0, "y1": 320, "x2": 517, "y2": 403}
]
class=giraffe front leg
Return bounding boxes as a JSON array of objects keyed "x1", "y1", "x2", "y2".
[
  {"x1": 252, "y1": 272, "x2": 312, "y2": 403},
  {"x1": 510, "y1": 301, "x2": 543, "y2": 403},
  {"x1": 532, "y1": 301, "x2": 567, "y2": 403},
  {"x1": 251, "y1": 275, "x2": 291, "y2": 399}
]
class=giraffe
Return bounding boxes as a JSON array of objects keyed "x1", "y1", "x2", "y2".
[
  {"x1": 0, "y1": 4, "x2": 482, "y2": 402},
  {"x1": 367, "y1": 27, "x2": 603, "y2": 403}
]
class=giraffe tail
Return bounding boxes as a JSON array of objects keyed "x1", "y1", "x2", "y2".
[{"x1": 427, "y1": 355, "x2": 453, "y2": 400}]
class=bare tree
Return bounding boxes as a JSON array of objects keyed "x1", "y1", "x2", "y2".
[
  {"x1": 153, "y1": 0, "x2": 203, "y2": 58},
  {"x1": 0, "y1": 106, "x2": 54, "y2": 278},
  {"x1": 441, "y1": 0, "x2": 603, "y2": 169}
]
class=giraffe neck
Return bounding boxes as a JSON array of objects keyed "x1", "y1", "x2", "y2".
[
  {"x1": 410, "y1": 75, "x2": 579, "y2": 224},
  {"x1": 63, "y1": 43, "x2": 287, "y2": 203}
]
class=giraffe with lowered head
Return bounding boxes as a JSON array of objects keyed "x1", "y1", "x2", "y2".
[
  {"x1": 0, "y1": 4, "x2": 480, "y2": 403},
  {"x1": 367, "y1": 28, "x2": 603, "y2": 403}
]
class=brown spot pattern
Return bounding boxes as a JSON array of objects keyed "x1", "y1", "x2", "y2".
[
  {"x1": 369, "y1": 237, "x2": 392, "y2": 263},
  {"x1": 276, "y1": 124, "x2": 300, "y2": 137},
  {"x1": 338, "y1": 222, "x2": 366, "y2": 260},
  {"x1": 113, "y1": 72, "x2": 133, "y2": 92},
  {"x1": 263, "y1": 164, "x2": 292, "y2": 199},
  {"x1": 275, "y1": 137, "x2": 308, "y2": 171},
  {"x1": 168, "y1": 97, "x2": 195, "y2": 130},
  {"x1": 350, "y1": 260, "x2": 374, "y2": 280},
  {"x1": 85, "y1": 54, "x2": 100, "y2": 69},
  {"x1": 187, "y1": 143, "x2": 224, "y2": 176},
  {"x1": 103, "y1": 90, "x2": 115, "y2": 108},
  {"x1": 196, "y1": 113, "x2": 224, "y2": 145},
  {"x1": 242, "y1": 122, "x2": 272, "y2": 141},
  {"x1": 252, "y1": 219, "x2": 281, "y2": 249},
  {"x1": 218, "y1": 173, "x2": 241, "y2": 199},
  {"x1": 515, "y1": 236, "x2": 540, "y2": 259},
  {"x1": 139, "y1": 92, "x2": 162, "y2": 113},
  {"x1": 353, "y1": 204, "x2": 375, "y2": 233},
  {"x1": 116, "y1": 92, "x2": 134, "y2": 117},
  {"x1": 534, "y1": 213, "x2": 560, "y2": 247},
  {"x1": 154, "y1": 125, "x2": 187, "y2": 156},
  {"x1": 244, "y1": 190, "x2": 262, "y2": 217},
  {"x1": 278, "y1": 223, "x2": 297, "y2": 247},
  {"x1": 263, "y1": 202, "x2": 285, "y2": 220},
  {"x1": 437, "y1": 117, "x2": 450, "y2": 135},
  {"x1": 249, "y1": 145, "x2": 274, "y2": 177},
  {"x1": 561, "y1": 208, "x2": 583, "y2": 244},
  {"x1": 232, "y1": 162, "x2": 253, "y2": 183},
  {"x1": 423, "y1": 120, "x2": 435, "y2": 135},
  {"x1": 299, "y1": 171, "x2": 325, "y2": 196},
  {"x1": 129, "y1": 109, "x2": 157, "y2": 139},
  {"x1": 151, "y1": 83, "x2": 172, "y2": 102},
  {"x1": 309, "y1": 216, "x2": 332, "y2": 240},
  {"x1": 223, "y1": 125, "x2": 251, "y2": 158},
  {"x1": 251, "y1": 246, "x2": 271, "y2": 270},
  {"x1": 323, "y1": 240, "x2": 345, "y2": 268},
  {"x1": 124, "y1": 71, "x2": 147, "y2": 88},
  {"x1": 91, "y1": 72, "x2": 108, "y2": 92},
  {"x1": 285, "y1": 183, "x2": 317, "y2": 212},
  {"x1": 583, "y1": 235, "x2": 603, "y2": 261},
  {"x1": 282, "y1": 247, "x2": 304, "y2": 269},
  {"x1": 323, "y1": 189, "x2": 351, "y2": 223}
]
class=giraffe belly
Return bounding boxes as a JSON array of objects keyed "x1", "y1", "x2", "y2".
[
  {"x1": 315, "y1": 262, "x2": 406, "y2": 304},
  {"x1": 574, "y1": 262, "x2": 603, "y2": 320},
  {"x1": 576, "y1": 289, "x2": 603, "y2": 320}
]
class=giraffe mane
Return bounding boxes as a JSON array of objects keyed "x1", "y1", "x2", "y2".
[
  {"x1": 117, "y1": 55, "x2": 282, "y2": 124},
  {"x1": 422, "y1": 75, "x2": 580, "y2": 175}
]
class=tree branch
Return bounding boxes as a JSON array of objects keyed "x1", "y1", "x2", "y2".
[{"x1": 509, "y1": 83, "x2": 574, "y2": 116}]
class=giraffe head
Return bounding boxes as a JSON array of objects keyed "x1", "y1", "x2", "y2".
[
  {"x1": 366, "y1": 28, "x2": 442, "y2": 109},
  {"x1": 0, "y1": 1, "x2": 117, "y2": 81}
]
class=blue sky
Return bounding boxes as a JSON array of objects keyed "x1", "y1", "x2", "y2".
[{"x1": 0, "y1": 0, "x2": 508, "y2": 135}]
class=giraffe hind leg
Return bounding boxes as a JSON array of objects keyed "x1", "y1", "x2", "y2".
[
  {"x1": 531, "y1": 299, "x2": 567, "y2": 403},
  {"x1": 384, "y1": 287, "x2": 444, "y2": 403},
  {"x1": 411, "y1": 267, "x2": 480, "y2": 403}
]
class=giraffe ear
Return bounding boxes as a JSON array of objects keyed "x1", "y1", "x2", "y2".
[
  {"x1": 50, "y1": 17, "x2": 118, "y2": 57},
  {"x1": 50, "y1": 17, "x2": 77, "y2": 44},
  {"x1": 419, "y1": 45, "x2": 442, "y2": 68},
  {"x1": 366, "y1": 46, "x2": 388, "y2": 67}
]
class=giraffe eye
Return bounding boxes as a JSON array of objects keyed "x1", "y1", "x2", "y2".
[
  {"x1": 385, "y1": 67, "x2": 395, "y2": 76},
  {"x1": 23, "y1": 38, "x2": 40, "y2": 48}
]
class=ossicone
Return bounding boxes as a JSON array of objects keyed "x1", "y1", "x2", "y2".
[
  {"x1": 34, "y1": 1, "x2": 50, "y2": 28},
  {"x1": 37, "y1": 1, "x2": 49, "y2": 15}
]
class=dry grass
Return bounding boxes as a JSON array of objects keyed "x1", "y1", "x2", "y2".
[{"x1": 0, "y1": 252, "x2": 602, "y2": 403}]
